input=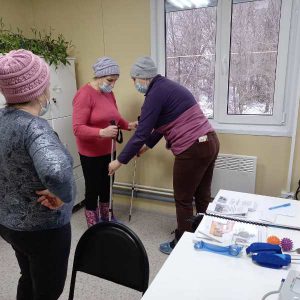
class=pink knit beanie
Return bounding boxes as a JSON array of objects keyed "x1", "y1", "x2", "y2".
[{"x1": 0, "y1": 49, "x2": 50, "y2": 103}]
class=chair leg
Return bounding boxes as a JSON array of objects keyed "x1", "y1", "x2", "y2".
[{"x1": 68, "y1": 270, "x2": 77, "y2": 300}]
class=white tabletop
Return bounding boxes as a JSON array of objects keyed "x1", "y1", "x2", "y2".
[
  {"x1": 142, "y1": 230, "x2": 300, "y2": 300},
  {"x1": 212, "y1": 190, "x2": 300, "y2": 230}
]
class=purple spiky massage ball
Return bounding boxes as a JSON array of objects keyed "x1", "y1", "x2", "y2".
[{"x1": 281, "y1": 238, "x2": 293, "y2": 252}]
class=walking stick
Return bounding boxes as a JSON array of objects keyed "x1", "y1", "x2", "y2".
[
  {"x1": 129, "y1": 116, "x2": 140, "y2": 222},
  {"x1": 109, "y1": 120, "x2": 123, "y2": 221},
  {"x1": 129, "y1": 157, "x2": 137, "y2": 221},
  {"x1": 109, "y1": 120, "x2": 116, "y2": 222}
]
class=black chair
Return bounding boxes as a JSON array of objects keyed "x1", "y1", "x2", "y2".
[{"x1": 68, "y1": 221, "x2": 149, "y2": 299}]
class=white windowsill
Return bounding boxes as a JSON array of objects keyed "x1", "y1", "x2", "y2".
[
  {"x1": 211, "y1": 120, "x2": 292, "y2": 137},
  {"x1": 214, "y1": 127, "x2": 291, "y2": 137}
]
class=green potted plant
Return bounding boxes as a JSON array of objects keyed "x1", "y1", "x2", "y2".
[{"x1": 0, "y1": 18, "x2": 73, "y2": 67}]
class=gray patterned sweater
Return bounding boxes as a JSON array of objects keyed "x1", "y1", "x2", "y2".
[{"x1": 0, "y1": 107, "x2": 75, "y2": 231}]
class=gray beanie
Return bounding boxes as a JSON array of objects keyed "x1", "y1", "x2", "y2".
[
  {"x1": 93, "y1": 56, "x2": 120, "y2": 77},
  {"x1": 130, "y1": 56, "x2": 157, "y2": 79}
]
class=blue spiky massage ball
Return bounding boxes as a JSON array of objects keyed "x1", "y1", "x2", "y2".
[{"x1": 281, "y1": 238, "x2": 293, "y2": 252}]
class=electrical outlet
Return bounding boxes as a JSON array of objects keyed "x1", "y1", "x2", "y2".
[{"x1": 281, "y1": 191, "x2": 295, "y2": 199}]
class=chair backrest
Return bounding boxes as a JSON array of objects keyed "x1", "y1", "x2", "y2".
[{"x1": 68, "y1": 221, "x2": 149, "y2": 300}]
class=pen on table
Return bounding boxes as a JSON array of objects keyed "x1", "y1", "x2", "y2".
[{"x1": 268, "y1": 203, "x2": 291, "y2": 210}]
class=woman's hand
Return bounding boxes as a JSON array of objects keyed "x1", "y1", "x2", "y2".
[
  {"x1": 138, "y1": 145, "x2": 149, "y2": 156},
  {"x1": 99, "y1": 125, "x2": 118, "y2": 138},
  {"x1": 128, "y1": 121, "x2": 138, "y2": 130},
  {"x1": 36, "y1": 189, "x2": 64, "y2": 210},
  {"x1": 108, "y1": 160, "x2": 122, "y2": 176}
]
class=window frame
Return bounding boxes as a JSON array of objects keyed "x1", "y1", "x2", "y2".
[{"x1": 150, "y1": 0, "x2": 300, "y2": 136}]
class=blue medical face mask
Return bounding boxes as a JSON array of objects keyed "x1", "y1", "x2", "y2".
[
  {"x1": 135, "y1": 81, "x2": 148, "y2": 94},
  {"x1": 100, "y1": 82, "x2": 113, "y2": 93},
  {"x1": 39, "y1": 99, "x2": 50, "y2": 116}
]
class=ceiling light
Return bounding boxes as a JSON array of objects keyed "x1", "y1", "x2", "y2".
[{"x1": 168, "y1": 0, "x2": 210, "y2": 9}]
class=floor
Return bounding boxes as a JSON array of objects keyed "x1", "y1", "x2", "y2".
[{"x1": 0, "y1": 196, "x2": 177, "y2": 300}]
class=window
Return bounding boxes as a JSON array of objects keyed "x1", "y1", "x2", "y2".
[
  {"x1": 228, "y1": 0, "x2": 281, "y2": 116},
  {"x1": 165, "y1": 2, "x2": 217, "y2": 118},
  {"x1": 151, "y1": 0, "x2": 300, "y2": 136}
]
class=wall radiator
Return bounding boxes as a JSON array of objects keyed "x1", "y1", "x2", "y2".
[
  {"x1": 114, "y1": 153, "x2": 257, "y2": 201},
  {"x1": 211, "y1": 154, "x2": 257, "y2": 197}
]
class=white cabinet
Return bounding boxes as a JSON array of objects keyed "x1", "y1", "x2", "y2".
[
  {"x1": 44, "y1": 60, "x2": 76, "y2": 120},
  {"x1": 73, "y1": 166, "x2": 85, "y2": 206},
  {"x1": 46, "y1": 59, "x2": 85, "y2": 206},
  {"x1": 0, "y1": 58, "x2": 85, "y2": 206}
]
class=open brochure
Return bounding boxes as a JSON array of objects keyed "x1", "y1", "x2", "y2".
[
  {"x1": 207, "y1": 190, "x2": 300, "y2": 230},
  {"x1": 194, "y1": 215, "x2": 267, "y2": 246},
  {"x1": 206, "y1": 195, "x2": 257, "y2": 217}
]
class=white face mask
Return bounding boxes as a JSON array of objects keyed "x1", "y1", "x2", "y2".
[
  {"x1": 135, "y1": 81, "x2": 148, "y2": 94},
  {"x1": 38, "y1": 97, "x2": 50, "y2": 116},
  {"x1": 99, "y1": 82, "x2": 113, "y2": 93}
]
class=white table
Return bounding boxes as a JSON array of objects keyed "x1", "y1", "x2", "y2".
[
  {"x1": 142, "y1": 230, "x2": 300, "y2": 300},
  {"x1": 212, "y1": 190, "x2": 300, "y2": 230}
]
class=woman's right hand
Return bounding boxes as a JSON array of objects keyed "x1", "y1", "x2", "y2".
[
  {"x1": 99, "y1": 125, "x2": 118, "y2": 138},
  {"x1": 36, "y1": 190, "x2": 64, "y2": 210}
]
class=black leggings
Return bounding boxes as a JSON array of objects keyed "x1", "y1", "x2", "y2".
[
  {"x1": 80, "y1": 153, "x2": 115, "y2": 210},
  {"x1": 0, "y1": 223, "x2": 71, "y2": 300}
]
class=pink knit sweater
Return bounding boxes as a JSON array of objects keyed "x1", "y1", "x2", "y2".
[{"x1": 72, "y1": 84, "x2": 129, "y2": 157}]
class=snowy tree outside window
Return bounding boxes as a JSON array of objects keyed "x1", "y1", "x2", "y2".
[
  {"x1": 228, "y1": 0, "x2": 281, "y2": 115},
  {"x1": 166, "y1": 4, "x2": 217, "y2": 118}
]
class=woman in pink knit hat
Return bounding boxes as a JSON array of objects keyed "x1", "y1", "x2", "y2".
[
  {"x1": 72, "y1": 56, "x2": 137, "y2": 227},
  {"x1": 0, "y1": 49, "x2": 75, "y2": 300}
]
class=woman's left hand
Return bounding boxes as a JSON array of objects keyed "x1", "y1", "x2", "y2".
[
  {"x1": 108, "y1": 160, "x2": 122, "y2": 175},
  {"x1": 128, "y1": 121, "x2": 138, "y2": 130}
]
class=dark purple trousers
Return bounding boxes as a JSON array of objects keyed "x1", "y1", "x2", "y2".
[{"x1": 173, "y1": 132, "x2": 220, "y2": 239}]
